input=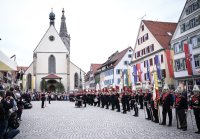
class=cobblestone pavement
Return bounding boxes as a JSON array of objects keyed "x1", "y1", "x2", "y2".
[{"x1": 15, "y1": 101, "x2": 199, "y2": 139}]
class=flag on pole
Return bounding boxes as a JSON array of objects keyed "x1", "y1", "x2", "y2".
[
  {"x1": 136, "y1": 63, "x2": 142, "y2": 82},
  {"x1": 153, "y1": 71, "x2": 159, "y2": 101},
  {"x1": 154, "y1": 55, "x2": 161, "y2": 81},
  {"x1": 146, "y1": 60, "x2": 151, "y2": 82},
  {"x1": 133, "y1": 65, "x2": 137, "y2": 85},
  {"x1": 184, "y1": 43, "x2": 193, "y2": 75},
  {"x1": 165, "y1": 50, "x2": 174, "y2": 78}
]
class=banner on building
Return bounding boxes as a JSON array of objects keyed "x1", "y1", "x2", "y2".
[
  {"x1": 165, "y1": 50, "x2": 174, "y2": 78},
  {"x1": 154, "y1": 55, "x2": 161, "y2": 80},
  {"x1": 184, "y1": 43, "x2": 193, "y2": 75}
]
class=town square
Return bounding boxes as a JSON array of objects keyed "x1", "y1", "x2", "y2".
[{"x1": 0, "y1": 0, "x2": 200, "y2": 138}]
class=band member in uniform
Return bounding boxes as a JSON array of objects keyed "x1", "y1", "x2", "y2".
[
  {"x1": 131, "y1": 87, "x2": 138, "y2": 117},
  {"x1": 138, "y1": 88, "x2": 144, "y2": 109},
  {"x1": 175, "y1": 86, "x2": 188, "y2": 131},
  {"x1": 161, "y1": 85, "x2": 173, "y2": 126},
  {"x1": 110, "y1": 88, "x2": 116, "y2": 110},
  {"x1": 150, "y1": 84, "x2": 159, "y2": 123},
  {"x1": 82, "y1": 91, "x2": 87, "y2": 107},
  {"x1": 144, "y1": 84, "x2": 152, "y2": 120},
  {"x1": 190, "y1": 85, "x2": 200, "y2": 134},
  {"x1": 48, "y1": 92, "x2": 51, "y2": 104},
  {"x1": 115, "y1": 91, "x2": 120, "y2": 112}
]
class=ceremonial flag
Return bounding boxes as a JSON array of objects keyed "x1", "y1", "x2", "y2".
[
  {"x1": 127, "y1": 66, "x2": 131, "y2": 86},
  {"x1": 146, "y1": 60, "x2": 151, "y2": 82},
  {"x1": 133, "y1": 65, "x2": 137, "y2": 84},
  {"x1": 154, "y1": 55, "x2": 161, "y2": 80},
  {"x1": 165, "y1": 50, "x2": 174, "y2": 78},
  {"x1": 136, "y1": 63, "x2": 142, "y2": 82},
  {"x1": 153, "y1": 72, "x2": 159, "y2": 101},
  {"x1": 184, "y1": 43, "x2": 193, "y2": 75}
]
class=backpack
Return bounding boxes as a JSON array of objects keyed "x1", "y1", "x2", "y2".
[{"x1": 8, "y1": 112, "x2": 20, "y2": 129}]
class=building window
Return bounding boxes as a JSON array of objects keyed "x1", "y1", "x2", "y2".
[
  {"x1": 146, "y1": 46, "x2": 150, "y2": 53},
  {"x1": 161, "y1": 54, "x2": 164, "y2": 63},
  {"x1": 181, "y1": 15, "x2": 200, "y2": 33},
  {"x1": 141, "y1": 25, "x2": 144, "y2": 31},
  {"x1": 144, "y1": 61, "x2": 146, "y2": 67},
  {"x1": 174, "y1": 43, "x2": 183, "y2": 54},
  {"x1": 175, "y1": 59, "x2": 186, "y2": 71},
  {"x1": 191, "y1": 35, "x2": 200, "y2": 48},
  {"x1": 150, "y1": 58, "x2": 153, "y2": 66},
  {"x1": 116, "y1": 69, "x2": 121, "y2": 74},
  {"x1": 144, "y1": 33, "x2": 148, "y2": 41},
  {"x1": 180, "y1": 24, "x2": 185, "y2": 33},
  {"x1": 186, "y1": 1, "x2": 200, "y2": 15},
  {"x1": 135, "y1": 53, "x2": 137, "y2": 58},
  {"x1": 124, "y1": 61, "x2": 128, "y2": 65},
  {"x1": 144, "y1": 73, "x2": 147, "y2": 80},
  {"x1": 128, "y1": 54, "x2": 132, "y2": 58},
  {"x1": 129, "y1": 49, "x2": 132, "y2": 52},
  {"x1": 74, "y1": 73, "x2": 79, "y2": 88},
  {"x1": 48, "y1": 55, "x2": 56, "y2": 74},
  {"x1": 117, "y1": 78, "x2": 121, "y2": 84},
  {"x1": 150, "y1": 44, "x2": 154, "y2": 52},
  {"x1": 194, "y1": 54, "x2": 200, "y2": 68}
]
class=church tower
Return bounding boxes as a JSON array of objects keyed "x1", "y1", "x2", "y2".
[{"x1": 59, "y1": 8, "x2": 71, "y2": 93}]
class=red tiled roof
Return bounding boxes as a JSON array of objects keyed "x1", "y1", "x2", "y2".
[
  {"x1": 42, "y1": 74, "x2": 62, "y2": 79},
  {"x1": 17, "y1": 66, "x2": 28, "y2": 71},
  {"x1": 98, "y1": 47, "x2": 131, "y2": 69},
  {"x1": 143, "y1": 20, "x2": 177, "y2": 49},
  {"x1": 91, "y1": 64, "x2": 102, "y2": 74}
]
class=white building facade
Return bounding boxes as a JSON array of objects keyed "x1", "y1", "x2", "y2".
[
  {"x1": 131, "y1": 20, "x2": 177, "y2": 89},
  {"x1": 171, "y1": 0, "x2": 200, "y2": 90},
  {"x1": 97, "y1": 47, "x2": 133, "y2": 90},
  {"x1": 24, "y1": 9, "x2": 85, "y2": 93}
]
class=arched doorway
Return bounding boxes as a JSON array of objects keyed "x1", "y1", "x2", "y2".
[
  {"x1": 48, "y1": 84, "x2": 56, "y2": 92},
  {"x1": 47, "y1": 80, "x2": 57, "y2": 92}
]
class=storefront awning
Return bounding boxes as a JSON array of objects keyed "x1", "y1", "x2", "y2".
[{"x1": 0, "y1": 50, "x2": 17, "y2": 71}]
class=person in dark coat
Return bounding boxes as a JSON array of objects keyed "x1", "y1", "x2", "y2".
[
  {"x1": 190, "y1": 85, "x2": 200, "y2": 134},
  {"x1": 138, "y1": 89, "x2": 144, "y2": 109},
  {"x1": 41, "y1": 92, "x2": 46, "y2": 108},
  {"x1": 110, "y1": 90, "x2": 116, "y2": 110},
  {"x1": 115, "y1": 92, "x2": 120, "y2": 112},
  {"x1": 82, "y1": 93, "x2": 87, "y2": 107},
  {"x1": 131, "y1": 89, "x2": 138, "y2": 117},
  {"x1": 175, "y1": 87, "x2": 188, "y2": 131},
  {"x1": 48, "y1": 92, "x2": 51, "y2": 104}
]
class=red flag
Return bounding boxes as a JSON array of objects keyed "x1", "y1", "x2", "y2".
[
  {"x1": 184, "y1": 43, "x2": 193, "y2": 75},
  {"x1": 165, "y1": 50, "x2": 174, "y2": 78},
  {"x1": 136, "y1": 63, "x2": 142, "y2": 82}
]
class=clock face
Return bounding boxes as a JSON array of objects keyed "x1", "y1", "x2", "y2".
[{"x1": 49, "y1": 35, "x2": 55, "y2": 41}]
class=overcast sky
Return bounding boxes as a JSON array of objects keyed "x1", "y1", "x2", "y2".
[{"x1": 0, "y1": 0, "x2": 186, "y2": 72}]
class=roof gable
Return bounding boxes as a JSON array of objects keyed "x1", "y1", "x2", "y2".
[
  {"x1": 143, "y1": 20, "x2": 177, "y2": 49},
  {"x1": 99, "y1": 47, "x2": 131, "y2": 69},
  {"x1": 91, "y1": 64, "x2": 102, "y2": 74},
  {"x1": 34, "y1": 25, "x2": 69, "y2": 53}
]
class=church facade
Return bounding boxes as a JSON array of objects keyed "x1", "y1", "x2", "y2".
[{"x1": 23, "y1": 9, "x2": 85, "y2": 93}]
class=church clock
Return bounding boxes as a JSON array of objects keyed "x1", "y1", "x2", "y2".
[{"x1": 49, "y1": 35, "x2": 55, "y2": 41}]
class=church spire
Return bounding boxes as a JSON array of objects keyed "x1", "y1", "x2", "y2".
[
  {"x1": 60, "y1": 8, "x2": 68, "y2": 35},
  {"x1": 59, "y1": 8, "x2": 70, "y2": 51},
  {"x1": 49, "y1": 8, "x2": 55, "y2": 26}
]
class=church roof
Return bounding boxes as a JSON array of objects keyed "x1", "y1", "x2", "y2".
[{"x1": 42, "y1": 74, "x2": 62, "y2": 79}]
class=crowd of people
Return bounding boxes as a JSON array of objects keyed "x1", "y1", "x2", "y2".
[
  {"x1": 0, "y1": 86, "x2": 25, "y2": 139},
  {"x1": 74, "y1": 84, "x2": 200, "y2": 134}
]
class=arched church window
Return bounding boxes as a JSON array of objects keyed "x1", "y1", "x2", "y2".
[
  {"x1": 27, "y1": 74, "x2": 32, "y2": 90},
  {"x1": 74, "y1": 73, "x2": 79, "y2": 88},
  {"x1": 48, "y1": 55, "x2": 56, "y2": 74}
]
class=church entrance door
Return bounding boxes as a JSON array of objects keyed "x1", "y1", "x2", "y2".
[{"x1": 48, "y1": 85, "x2": 56, "y2": 92}]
